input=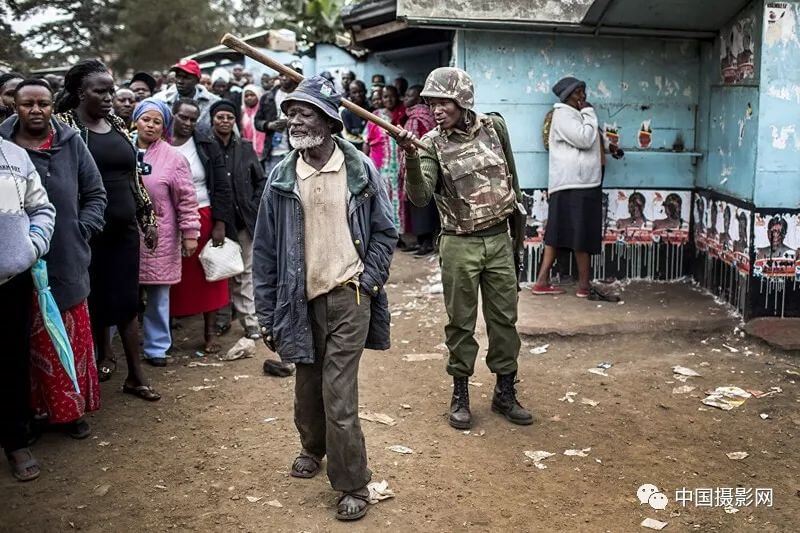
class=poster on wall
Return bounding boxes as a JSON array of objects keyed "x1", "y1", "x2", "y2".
[
  {"x1": 720, "y1": 12, "x2": 756, "y2": 83},
  {"x1": 604, "y1": 190, "x2": 690, "y2": 245},
  {"x1": 752, "y1": 212, "x2": 799, "y2": 279},
  {"x1": 698, "y1": 197, "x2": 752, "y2": 274},
  {"x1": 765, "y1": 2, "x2": 797, "y2": 47},
  {"x1": 522, "y1": 190, "x2": 549, "y2": 245}
]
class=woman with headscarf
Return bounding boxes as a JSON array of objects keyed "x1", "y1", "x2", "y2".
[
  {"x1": 133, "y1": 98, "x2": 200, "y2": 367},
  {"x1": 56, "y1": 59, "x2": 160, "y2": 401},
  {"x1": 364, "y1": 85, "x2": 408, "y2": 241},
  {"x1": 170, "y1": 98, "x2": 232, "y2": 354},
  {"x1": 240, "y1": 84, "x2": 266, "y2": 159},
  {"x1": 1, "y1": 79, "x2": 106, "y2": 439}
]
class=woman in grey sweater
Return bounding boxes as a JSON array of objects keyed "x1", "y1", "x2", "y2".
[{"x1": 0, "y1": 131, "x2": 55, "y2": 482}]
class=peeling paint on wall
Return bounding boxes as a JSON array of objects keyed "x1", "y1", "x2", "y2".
[
  {"x1": 770, "y1": 124, "x2": 797, "y2": 149},
  {"x1": 765, "y1": 2, "x2": 799, "y2": 47}
]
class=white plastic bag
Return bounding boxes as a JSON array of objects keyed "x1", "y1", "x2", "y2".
[{"x1": 199, "y1": 238, "x2": 244, "y2": 282}]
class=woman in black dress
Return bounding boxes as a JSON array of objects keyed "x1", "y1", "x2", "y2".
[{"x1": 56, "y1": 60, "x2": 161, "y2": 401}]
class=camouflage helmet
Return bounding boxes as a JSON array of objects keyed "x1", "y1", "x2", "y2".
[{"x1": 420, "y1": 67, "x2": 475, "y2": 109}]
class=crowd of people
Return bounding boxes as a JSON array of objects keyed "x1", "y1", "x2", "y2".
[
  {"x1": 0, "y1": 58, "x2": 438, "y2": 486},
  {"x1": 1, "y1": 50, "x2": 610, "y2": 522}
]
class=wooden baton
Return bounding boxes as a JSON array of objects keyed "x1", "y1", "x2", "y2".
[{"x1": 220, "y1": 33, "x2": 425, "y2": 149}]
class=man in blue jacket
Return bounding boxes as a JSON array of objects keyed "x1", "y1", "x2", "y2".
[{"x1": 252, "y1": 76, "x2": 397, "y2": 522}]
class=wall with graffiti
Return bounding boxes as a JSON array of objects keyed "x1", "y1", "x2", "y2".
[{"x1": 521, "y1": 188, "x2": 692, "y2": 283}]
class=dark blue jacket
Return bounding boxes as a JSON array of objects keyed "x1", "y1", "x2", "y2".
[
  {"x1": 252, "y1": 137, "x2": 398, "y2": 364},
  {"x1": 0, "y1": 116, "x2": 106, "y2": 311}
]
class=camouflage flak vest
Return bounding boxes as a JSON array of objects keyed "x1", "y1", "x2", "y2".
[{"x1": 432, "y1": 116, "x2": 517, "y2": 234}]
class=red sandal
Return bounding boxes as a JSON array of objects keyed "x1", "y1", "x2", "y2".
[{"x1": 531, "y1": 284, "x2": 566, "y2": 295}]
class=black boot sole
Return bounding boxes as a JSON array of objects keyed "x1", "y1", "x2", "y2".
[
  {"x1": 491, "y1": 404, "x2": 534, "y2": 426},
  {"x1": 448, "y1": 417, "x2": 472, "y2": 430}
]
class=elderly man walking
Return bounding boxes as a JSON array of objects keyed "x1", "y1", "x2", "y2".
[{"x1": 252, "y1": 76, "x2": 397, "y2": 521}]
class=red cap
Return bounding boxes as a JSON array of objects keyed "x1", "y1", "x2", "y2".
[{"x1": 170, "y1": 59, "x2": 201, "y2": 79}]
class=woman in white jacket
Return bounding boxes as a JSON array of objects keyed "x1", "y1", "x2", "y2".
[
  {"x1": 532, "y1": 77, "x2": 620, "y2": 298},
  {"x1": 0, "y1": 136, "x2": 55, "y2": 481}
]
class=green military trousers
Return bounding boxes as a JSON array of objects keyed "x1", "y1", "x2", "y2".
[{"x1": 439, "y1": 232, "x2": 521, "y2": 378}]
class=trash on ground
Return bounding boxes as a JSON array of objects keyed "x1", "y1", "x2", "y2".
[
  {"x1": 359, "y1": 411, "x2": 397, "y2": 426},
  {"x1": 672, "y1": 366, "x2": 701, "y2": 377},
  {"x1": 580, "y1": 398, "x2": 599, "y2": 407},
  {"x1": 266, "y1": 499, "x2": 283, "y2": 508},
  {"x1": 641, "y1": 518, "x2": 668, "y2": 530},
  {"x1": 367, "y1": 480, "x2": 395, "y2": 504},
  {"x1": 597, "y1": 362, "x2": 613, "y2": 369},
  {"x1": 558, "y1": 391, "x2": 577, "y2": 403},
  {"x1": 726, "y1": 451, "x2": 749, "y2": 460},
  {"x1": 154, "y1": 484, "x2": 167, "y2": 490},
  {"x1": 98, "y1": 441, "x2": 110, "y2": 447},
  {"x1": 233, "y1": 375, "x2": 251, "y2": 381},
  {"x1": 747, "y1": 386, "x2": 782, "y2": 398},
  {"x1": 245, "y1": 496, "x2": 262, "y2": 503},
  {"x1": 187, "y1": 361, "x2": 223, "y2": 368},
  {"x1": 530, "y1": 344, "x2": 550, "y2": 355},
  {"x1": 760, "y1": 413, "x2": 770, "y2": 420},
  {"x1": 424, "y1": 282, "x2": 443, "y2": 294},
  {"x1": 722, "y1": 344, "x2": 739, "y2": 353},
  {"x1": 702, "y1": 386, "x2": 751, "y2": 410},
  {"x1": 587, "y1": 368, "x2": 608, "y2": 377},
  {"x1": 468, "y1": 381, "x2": 483, "y2": 387},
  {"x1": 262, "y1": 417, "x2": 278, "y2": 423},
  {"x1": 387, "y1": 445, "x2": 414, "y2": 455},
  {"x1": 220, "y1": 337, "x2": 256, "y2": 361},
  {"x1": 400, "y1": 404, "x2": 412, "y2": 409},
  {"x1": 190, "y1": 385, "x2": 216, "y2": 392},
  {"x1": 524, "y1": 450, "x2": 555, "y2": 469},
  {"x1": 402, "y1": 353, "x2": 444, "y2": 362},
  {"x1": 563, "y1": 447, "x2": 591, "y2": 457},
  {"x1": 724, "y1": 506, "x2": 739, "y2": 514},
  {"x1": 672, "y1": 385, "x2": 696, "y2": 394},
  {"x1": 93, "y1": 484, "x2": 111, "y2": 496}
]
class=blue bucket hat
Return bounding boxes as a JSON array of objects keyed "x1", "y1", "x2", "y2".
[{"x1": 280, "y1": 75, "x2": 344, "y2": 133}]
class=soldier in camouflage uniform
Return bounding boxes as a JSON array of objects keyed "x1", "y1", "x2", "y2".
[{"x1": 397, "y1": 67, "x2": 533, "y2": 429}]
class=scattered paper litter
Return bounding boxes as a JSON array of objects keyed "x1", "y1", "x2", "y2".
[
  {"x1": 672, "y1": 385, "x2": 696, "y2": 394},
  {"x1": 468, "y1": 381, "x2": 483, "y2": 387},
  {"x1": 524, "y1": 450, "x2": 555, "y2": 469},
  {"x1": 580, "y1": 398, "x2": 599, "y2": 407},
  {"x1": 387, "y1": 445, "x2": 414, "y2": 455},
  {"x1": 702, "y1": 386, "x2": 751, "y2": 410},
  {"x1": 402, "y1": 353, "x2": 444, "y2": 362},
  {"x1": 93, "y1": 484, "x2": 111, "y2": 496},
  {"x1": 233, "y1": 375, "x2": 251, "y2": 381},
  {"x1": 154, "y1": 484, "x2": 167, "y2": 490},
  {"x1": 262, "y1": 417, "x2": 278, "y2": 423},
  {"x1": 266, "y1": 499, "x2": 283, "y2": 508},
  {"x1": 359, "y1": 411, "x2": 397, "y2": 426},
  {"x1": 597, "y1": 362, "x2": 613, "y2": 369},
  {"x1": 673, "y1": 366, "x2": 701, "y2": 377},
  {"x1": 187, "y1": 361, "x2": 223, "y2": 368},
  {"x1": 722, "y1": 344, "x2": 740, "y2": 353},
  {"x1": 245, "y1": 496, "x2": 262, "y2": 503},
  {"x1": 641, "y1": 518, "x2": 668, "y2": 530},
  {"x1": 400, "y1": 404, "x2": 411, "y2": 409},
  {"x1": 563, "y1": 447, "x2": 591, "y2": 457},
  {"x1": 558, "y1": 391, "x2": 577, "y2": 403},
  {"x1": 190, "y1": 385, "x2": 216, "y2": 392},
  {"x1": 98, "y1": 441, "x2": 110, "y2": 447},
  {"x1": 587, "y1": 368, "x2": 608, "y2": 377},
  {"x1": 724, "y1": 506, "x2": 739, "y2": 514},
  {"x1": 726, "y1": 451, "x2": 749, "y2": 460},
  {"x1": 760, "y1": 413, "x2": 770, "y2": 420},
  {"x1": 530, "y1": 344, "x2": 550, "y2": 355},
  {"x1": 220, "y1": 337, "x2": 256, "y2": 361},
  {"x1": 367, "y1": 480, "x2": 395, "y2": 504},
  {"x1": 748, "y1": 386, "x2": 782, "y2": 398},
  {"x1": 425, "y1": 283, "x2": 443, "y2": 294}
]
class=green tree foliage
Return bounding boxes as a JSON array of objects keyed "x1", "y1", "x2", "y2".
[{"x1": 0, "y1": 3, "x2": 32, "y2": 70}]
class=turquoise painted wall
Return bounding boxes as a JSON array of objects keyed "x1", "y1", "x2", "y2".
[
  {"x1": 755, "y1": 0, "x2": 800, "y2": 208},
  {"x1": 459, "y1": 31, "x2": 700, "y2": 190},
  {"x1": 698, "y1": 0, "x2": 763, "y2": 202}
]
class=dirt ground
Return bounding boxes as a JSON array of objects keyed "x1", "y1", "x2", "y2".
[{"x1": 2, "y1": 253, "x2": 800, "y2": 532}]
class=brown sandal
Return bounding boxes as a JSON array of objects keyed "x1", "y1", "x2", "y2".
[
  {"x1": 290, "y1": 454, "x2": 321, "y2": 478},
  {"x1": 7, "y1": 448, "x2": 40, "y2": 482},
  {"x1": 336, "y1": 490, "x2": 370, "y2": 521},
  {"x1": 122, "y1": 383, "x2": 161, "y2": 401}
]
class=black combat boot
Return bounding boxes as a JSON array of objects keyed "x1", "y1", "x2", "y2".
[
  {"x1": 491, "y1": 372, "x2": 533, "y2": 425},
  {"x1": 449, "y1": 376, "x2": 472, "y2": 429}
]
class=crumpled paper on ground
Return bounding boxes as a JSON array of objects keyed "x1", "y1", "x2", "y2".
[
  {"x1": 702, "y1": 386, "x2": 751, "y2": 410},
  {"x1": 359, "y1": 411, "x2": 396, "y2": 426},
  {"x1": 367, "y1": 480, "x2": 395, "y2": 504},
  {"x1": 220, "y1": 337, "x2": 256, "y2": 361}
]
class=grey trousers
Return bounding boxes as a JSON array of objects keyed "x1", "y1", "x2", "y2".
[
  {"x1": 294, "y1": 286, "x2": 372, "y2": 492},
  {"x1": 216, "y1": 228, "x2": 258, "y2": 329}
]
